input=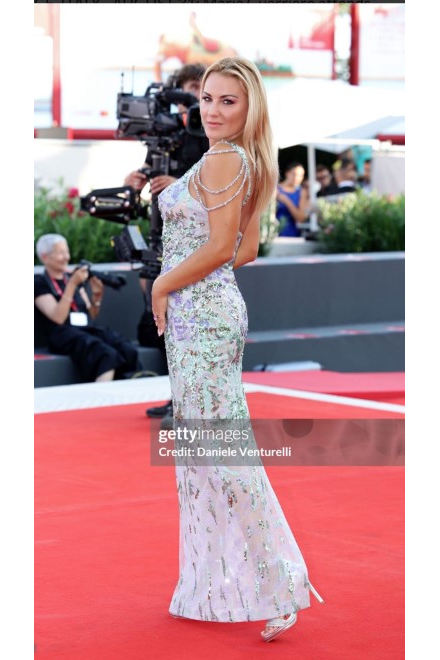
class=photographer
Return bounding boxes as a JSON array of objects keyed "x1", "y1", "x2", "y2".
[
  {"x1": 34, "y1": 234, "x2": 141, "y2": 383},
  {"x1": 123, "y1": 63, "x2": 209, "y2": 418}
]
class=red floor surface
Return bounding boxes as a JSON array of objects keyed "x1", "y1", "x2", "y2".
[
  {"x1": 35, "y1": 395, "x2": 404, "y2": 659},
  {"x1": 243, "y1": 371, "x2": 405, "y2": 406},
  {"x1": 247, "y1": 392, "x2": 403, "y2": 419}
]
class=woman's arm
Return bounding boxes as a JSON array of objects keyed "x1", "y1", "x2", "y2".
[
  {"x1": 299, "y1": 186, "x2": 309, "y2": 218},
  {"x1": 154, "y1": 150, "x2": 245, "y2": 293},
  {"x1": 34, "y1": 267, "x2": 89, "y2": 325},
  {"x1": 152, "y1": 149, "x2": 246, "y2": 334},
  {"x1": 233, "y1": 212, "x2": 260, "y2": 269},
  {"x1": 277, "y1": 189, "x2": 307, "y2": 224},
  {"x1": 86, "y1": 276, "x2": 104, "y2": 321}
]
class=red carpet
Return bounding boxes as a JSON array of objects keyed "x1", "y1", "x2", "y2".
[
  {"x1": 247, "y1": 392, "x2": 403, "y2": 419},
  {"x1": 243, "y1": 371, "x2": 405, "y2": 406},
  {"x1": 35, "y1": 396, "x2": 404, "y2": 659}
]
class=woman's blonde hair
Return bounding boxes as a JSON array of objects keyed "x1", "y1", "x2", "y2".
[{"x1": 200, "y1": 56, "x2": 279, "y2": 218}]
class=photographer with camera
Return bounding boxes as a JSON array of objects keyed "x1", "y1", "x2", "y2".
[
  {"x1": 123, "y1": 63, "x2": 209, "y2": 419},
  {"x1": 34, "y1": 234, "x2": 142, "y2": 383}
]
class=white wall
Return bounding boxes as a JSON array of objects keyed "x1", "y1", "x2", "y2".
[{"x1": 372, "y1": 149, "x2": 405, "y2": 196}]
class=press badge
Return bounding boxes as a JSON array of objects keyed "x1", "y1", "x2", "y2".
[{"x1": 70, "y1": 312, "x2": 88, "y2": 327}]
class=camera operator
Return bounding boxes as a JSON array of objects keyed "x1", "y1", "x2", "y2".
[
  {"x1": 124, "y1": 63, "x2": 209, "y2": 196},
  {"x1": 34, "y1": 234, "x2": 142, "y2": 383},
  {"x1": 123, "y1": 63, "x2": 209, "y2": 419}
]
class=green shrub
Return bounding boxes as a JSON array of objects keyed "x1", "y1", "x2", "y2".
[
  {"x1": 34, "y1": 181, "x2": 151, "y2": 264},
  {"x1": 317, "y1": 191, "x2": 405, "y2": 253},
  {"x1": 35, "y1": 182, "x2": 280, "y2": 263}
]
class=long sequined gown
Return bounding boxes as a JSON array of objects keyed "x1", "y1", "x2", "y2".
[{"x1": 158, "y1": 141, "x2": 312, "y2": 623}]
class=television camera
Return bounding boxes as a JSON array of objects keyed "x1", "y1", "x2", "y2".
[{"x1": 80, "y1": 82, "x2": 205, "y2": 280}]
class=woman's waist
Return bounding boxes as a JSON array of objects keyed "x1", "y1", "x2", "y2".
[
  {"x1": 161, "y1": 241, "x2": 207, "y2": 266},
  {"x1": 161, "y1": 258, "x2": 237, "y2": 279},
  {"x1": 166, "y1": 272, "x2": 243, "y2": 301},
  {"x1": 166, "y1": 284, "x2": 247, "y2": 327}
]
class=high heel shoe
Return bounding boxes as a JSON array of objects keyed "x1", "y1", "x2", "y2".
[
  {"x1": 308, "y1": 580, "x2": 325, "y2": 604},
  {"x1": 261, "y1": 612, "x2": 297, "y2": 642},
  {"x1": 260, "y1": 580, "x2": 324, "y2": 642}
]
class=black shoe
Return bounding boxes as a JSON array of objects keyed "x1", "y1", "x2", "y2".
[
  {"x1": 160, "y1": 413, "x2": 174, "y2": 431},
  {"x1": 146, "y1": 400, "x2": 173, "y2": 418}
]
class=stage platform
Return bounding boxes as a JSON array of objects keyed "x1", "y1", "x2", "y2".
[{"x1": 35, "y1": 370, "x2": 404, "y2": 416}]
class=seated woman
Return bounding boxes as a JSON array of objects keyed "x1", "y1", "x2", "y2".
[
  {"x1": 34, "y1": 234, "x2": 141, "y2": 382},
  {"x1": 276, "y1": 162, "x2": 308, "y2": 237}
]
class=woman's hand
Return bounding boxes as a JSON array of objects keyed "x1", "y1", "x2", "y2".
[
  {"x1": 124, "y1": 169, "x2": 148, "y2": 191},
  {"x1": 276, "y1": 191, "x2": 289, "y2": 205},
  {"x1": 69, "y1": 265, "x2": 89, "y2": 287},
  {"x1": 88, "y1": 276, "x2": 104, "y2": 317},
  {"x1": 89, "y1": 276, "x2": 104, "y2": 299},
  {"x1": 150, "y1": 175, "x2": 177, "y2": 195},
  {"x1": 152, "y1": 278, "x2": 168, "y2": 337}
]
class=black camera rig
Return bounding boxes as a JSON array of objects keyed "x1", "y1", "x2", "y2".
[
  {"x1": 75, "y1": 259, "x2": 127, "y2": 290},
  {"x1": 80, "y1": 149, "x2": 170, "y2": 281},
  {"x1": 80, "y1": 79, "x2": 206, "y2": 319},
  {"x1": 116, "y1": 82, "x2": 203, "y2": 142},
  {"x1": 80, "y1": 82, "x2": 204, "y2": 278}
]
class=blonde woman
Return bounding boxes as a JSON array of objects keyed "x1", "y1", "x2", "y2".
[{"x1": 152, "y1": 56, "x2": 324, "y2": 641}]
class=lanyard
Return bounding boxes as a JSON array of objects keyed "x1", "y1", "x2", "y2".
[{"x1": 49, "y1": 275, "x2": 79, "y2": 312}]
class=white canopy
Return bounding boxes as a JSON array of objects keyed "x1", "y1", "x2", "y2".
[{"x1": 266, "y1": 78, "x2": 405, "y2": 149}]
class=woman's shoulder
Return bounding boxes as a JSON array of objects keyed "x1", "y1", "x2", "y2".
[
  {"x1": 200, "y1": 142, "x2": 244, "y2": 182},
  {"x1": 205, "y1": 141, "x2": 251, "y2": 176},
  {"x1": 279, "y1": 185, "x2": 299, "y2": 196},
  {"x1": 193, "y1": 141, "x2": 252, "y2": 210},
  {"x1": 207, "y1": 140, "x2": 250, "y2": 164},
  {"x1": 34, "y1": 273, "x2": 50, "y2": 297}
]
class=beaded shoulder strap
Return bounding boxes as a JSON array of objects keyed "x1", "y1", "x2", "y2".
[{"x1": 191, "y1": 140, "x2": 252, "y2": 212}]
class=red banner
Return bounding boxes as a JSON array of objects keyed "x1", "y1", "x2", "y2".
[{"x1": 289, "y1": 5, "x2": 335, "y2": 51}]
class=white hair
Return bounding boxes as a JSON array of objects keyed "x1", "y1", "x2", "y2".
[{"x1": 36, "y1": 234, "x2": 67, "y2": 261}]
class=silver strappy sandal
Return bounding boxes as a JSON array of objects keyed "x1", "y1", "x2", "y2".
[
  {"x1": 261, "y1": 580, "x2": 324, "y2": 642},
  {"x1": 261, "y1": 612, "x2": 297, "y2": 642},
  {"x1": 308, "y1": 581, "x2": 325, "y2": 604}
]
